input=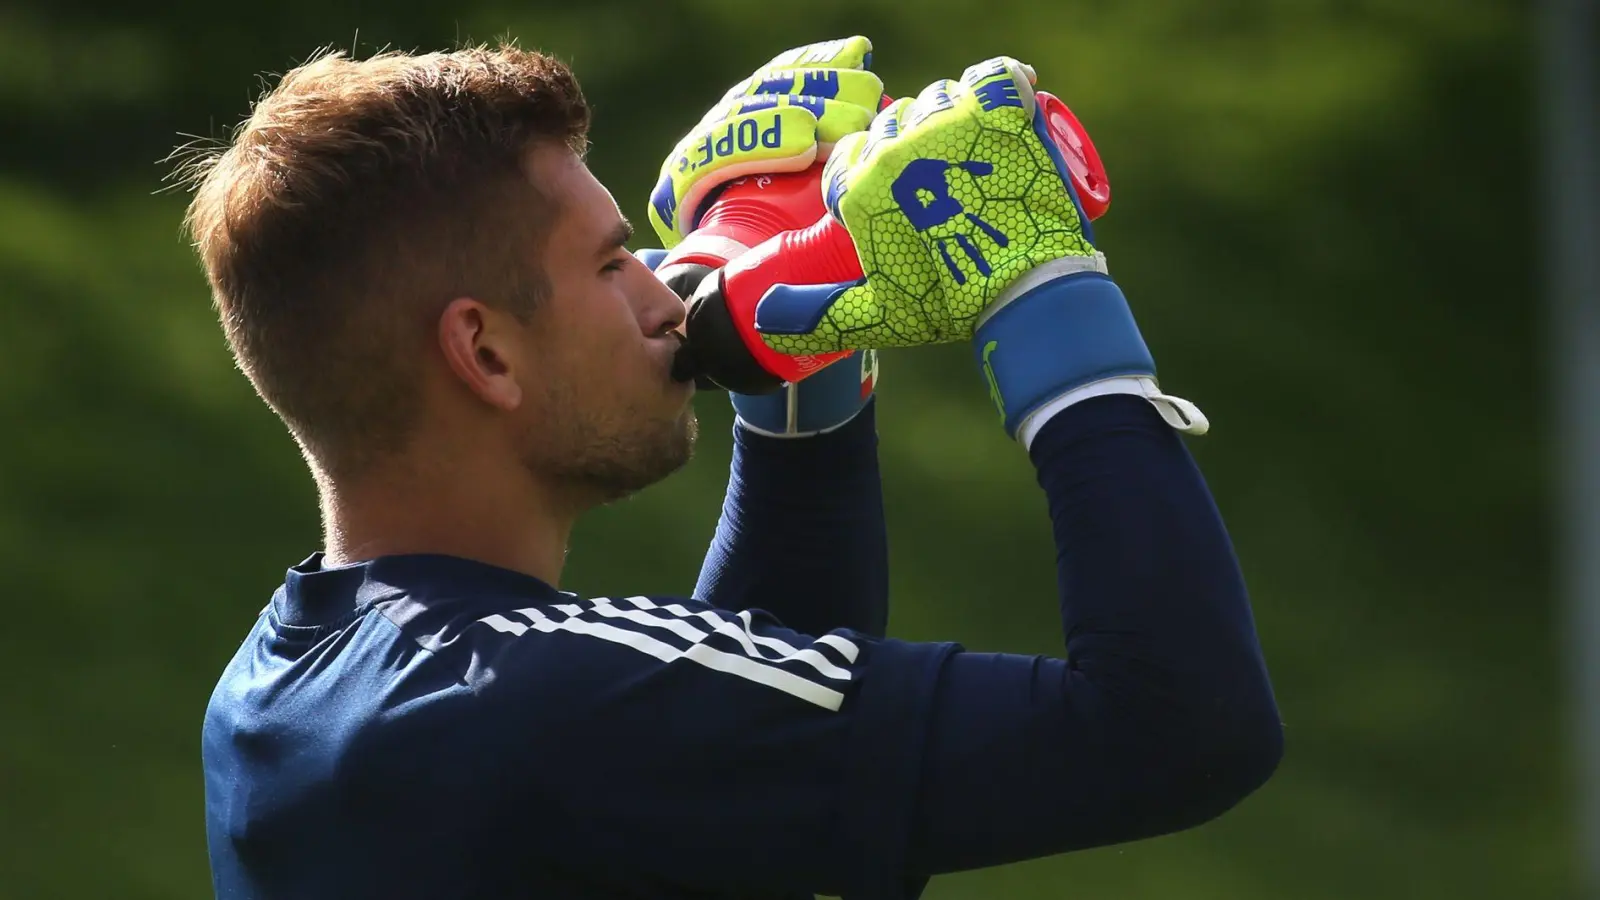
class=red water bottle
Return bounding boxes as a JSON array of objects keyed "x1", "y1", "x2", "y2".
[
  {"x1": 655, "y1": 168, "x2": 830, "y2": 285},
  {"x1": 669, "y1": 91, "x2": 1110, "y2": 390}
]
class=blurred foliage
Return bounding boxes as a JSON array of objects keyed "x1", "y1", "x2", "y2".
[{"x1": 0, "y1": 1, "x2": 1564, "y2": 898}]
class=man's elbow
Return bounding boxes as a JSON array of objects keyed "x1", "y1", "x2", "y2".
[{"x1": 1169, "y1": 694, "x2": 1285, "y2": 829}]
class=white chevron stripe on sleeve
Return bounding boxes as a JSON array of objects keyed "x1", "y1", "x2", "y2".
[
  {"x1": 477, "y1": 608, "x2": 846, "y2": 711},
  {"x1": 815, "y1": 634, "x2": 861, "y2": 664},
  {"x1": 616, "y1": 597, "x2": 860, "y2": 680},
  {"x1": 579, "y1": 599, "x2": 853, "y2": 683}
]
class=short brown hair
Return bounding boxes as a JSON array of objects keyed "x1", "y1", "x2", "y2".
[{"x1": 178, "y1": 43, "x2": 590, "y2": 479}]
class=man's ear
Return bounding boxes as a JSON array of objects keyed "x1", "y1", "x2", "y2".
[{"x1": 437, "y1": 297, "x2": 524, "y2": 411}]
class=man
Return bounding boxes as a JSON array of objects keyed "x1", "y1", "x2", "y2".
[{"x1": 190, "y1": 37, "x2": 1281, "y2": 900}]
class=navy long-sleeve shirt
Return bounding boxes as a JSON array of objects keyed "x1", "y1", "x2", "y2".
[
  {"x1": 693, "y1": 398, "x2": 889, "y2": 637},
  {"x1": 202, "y1": 394, "x2": 1282, "y2": 900}
]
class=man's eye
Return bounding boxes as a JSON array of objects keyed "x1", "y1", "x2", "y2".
[{"x1": 601, "y1": 258, "x2": 628, "y2": 275}]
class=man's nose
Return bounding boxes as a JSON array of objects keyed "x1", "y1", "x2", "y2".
[{"x1": 638, "y1": 268, "x2": 689, "y2": 339}]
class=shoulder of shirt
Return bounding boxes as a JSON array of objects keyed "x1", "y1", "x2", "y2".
[
  {"x1": 371, "y1": 588, "x2": 716, "y2": 656},
  {"x1": 372, "y1": 591, "x2": 889, "y2": 713}
]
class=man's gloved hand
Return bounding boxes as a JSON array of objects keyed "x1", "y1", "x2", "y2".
[
  {"x1": 726, "y1": 56, "x2": 1209, "y2": 444},
  {"x1": 644, "y1": 37, "x2": 885, "y2": 438},
  {"x1": 754, "y1": 56, "x2": 1098, "y2": 350},
  {"x1": 639, "y1": 246, "x2": 881, "y2": 438},
  {"x1": 646, "y1": 36, "x2": 884, "y2": 252}
]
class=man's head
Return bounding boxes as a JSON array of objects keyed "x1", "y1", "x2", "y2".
[{"x1": 181, "y1": 45, "x2": 696, "y2": 512}]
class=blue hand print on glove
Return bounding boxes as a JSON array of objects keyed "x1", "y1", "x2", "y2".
[{"x1": 890, "y1": 158, "x2": 1010, "y2": 284}]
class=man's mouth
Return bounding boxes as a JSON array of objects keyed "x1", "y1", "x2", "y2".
[
  {"x1": 670, "y1": 334, "x2": 721, "y2": 391},
  {"x1": 670, "y1": 339, "x2": 700, "y2": 384}
]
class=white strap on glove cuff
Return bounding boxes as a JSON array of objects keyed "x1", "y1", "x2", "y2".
[
  {"x1": 735, "y1": 401, "x2": 870, "y2": 439},
  {"x1": 1017, "y1": 376, "x2": 1211, "y2": 450}
]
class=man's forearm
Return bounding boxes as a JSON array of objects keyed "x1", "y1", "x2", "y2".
[
  {"x1": 905, "y1": 394, "x2": 1282, "y2": 872},
  {"x1": 694, "y1": 398, "x2": 889, "y2": 637}
]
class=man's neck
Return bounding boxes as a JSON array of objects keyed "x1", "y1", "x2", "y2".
[{"x1": 317, "y1": 457, "x2": 578, "y2": 588}]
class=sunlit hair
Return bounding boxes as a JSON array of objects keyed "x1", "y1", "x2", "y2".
[{"x1": 175, "y1": 43, "x2": 590, "y2": 480}]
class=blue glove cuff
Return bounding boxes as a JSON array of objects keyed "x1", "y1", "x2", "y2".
[
  {"x1": 732, "y1": 350, "x2": 878, "y2": 438},
  {"x1": 633, "y1": 248, "x2": 670, "y2": 271},
  {"x1": 973, "y1": 272, "x2": 1155, "y2": 437}
]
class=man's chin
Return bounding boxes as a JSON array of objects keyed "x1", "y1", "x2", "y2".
[
  {"x1": 675, "y1": 405, "x2": 699, "y2": 454},
  {"x1": 658, "y1": 406, "x2": 698, "y2": 481},
  {"x1": 582, "y1": 410, "x2": 698, "y2": 505}
]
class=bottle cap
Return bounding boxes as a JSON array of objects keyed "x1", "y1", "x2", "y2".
[{"x1": 1036, "y1": 90, "x2": 1110, "y2": 221}]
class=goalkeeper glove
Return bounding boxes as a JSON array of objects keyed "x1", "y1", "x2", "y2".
[
  {"x1": 717, "y1": 56, "x2": 1207, "y2": 444},
  {"x1": 645, "y1": 37, "x2": 885, "y2": 436},
  {"x1": 647, "y1": 36, "x2": 883, "y2": 261}
]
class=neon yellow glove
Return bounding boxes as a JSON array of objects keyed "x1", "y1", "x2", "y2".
[
  {"x1": 745, "y1": 57, "x2": 1206, "y2": 439},
  {"x1": 646, "y1": 36, "x2": 883, "y2": 250},
  {"x1": 757, "y1": 56, "x2": 1099, "y2": 352}
]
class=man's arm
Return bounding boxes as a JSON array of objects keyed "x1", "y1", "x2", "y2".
[
  {"x1": 638, "y1": 248, "x2": 890, "y2": 638},
  {"x1": 693, "y1": 367, "x2": 888, "y2": 637},
  {"x1": 470, "y1": 395, "x2": 1279, "y2": 899},
  {"x1": 903, "y1": 394, "x2": 1280, "y2": 873},
  {"x1": 636, "y1": 36, "x2": 889, "y2": 636}
]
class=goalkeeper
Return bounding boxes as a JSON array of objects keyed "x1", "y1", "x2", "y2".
[{"x1": 196, "y1": 37, "x2": 1282, "y2": 900}]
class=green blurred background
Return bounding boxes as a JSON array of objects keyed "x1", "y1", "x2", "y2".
[{"x1": 0, "y1": 0, "x2": 1565, "y2": 897}]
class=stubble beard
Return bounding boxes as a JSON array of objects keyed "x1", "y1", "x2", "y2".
[{"x1": 526, "y1": 402, "x2": 698, "y2": 506}]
